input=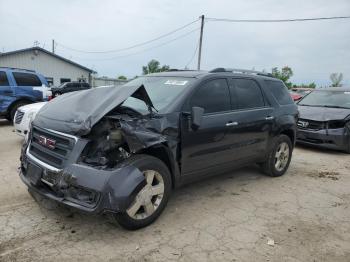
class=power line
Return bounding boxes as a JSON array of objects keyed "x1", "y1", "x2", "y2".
[
  {"x1": 64, "y1": 27, "x2": 200, "y2": 61},
  {"x1": 56, "y1": 19, "x2": 199, "y2": 54},
  {"x1": 185, "y1": 41, "x2": 199, "y2": 69},
  {"x1": 206, "y1": 16, "x2": 350, "y2": 23}
]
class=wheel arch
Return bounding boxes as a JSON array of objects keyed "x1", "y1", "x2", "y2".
[
  {"x1": 279, "y1": 128, "x2": 296, "y2": 146},
  {"x1": 7, "y1": 98, "x2": 33, "y2": 115},
  {"x1": 139, "y1": 143, "x2": 180, "y2": 188}
]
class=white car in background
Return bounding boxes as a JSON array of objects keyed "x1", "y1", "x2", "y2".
[{"x1": 14, "y1": 102, "x2": 47, "y2": 138}]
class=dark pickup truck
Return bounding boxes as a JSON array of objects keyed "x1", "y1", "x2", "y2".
[{"x1": 20, "y1": 68, "x2": 298, "y2": 229}]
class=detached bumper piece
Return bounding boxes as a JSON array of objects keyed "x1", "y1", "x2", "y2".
[{"x1": 20, "y1": 155, "x2": 146, "y2": 214}]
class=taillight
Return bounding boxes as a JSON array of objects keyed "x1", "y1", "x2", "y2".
[{"x1": 48, "y1": 95, "x2": 53, "y2": 101}]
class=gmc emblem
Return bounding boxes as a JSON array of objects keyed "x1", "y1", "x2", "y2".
[
  {"x1": 297, "y1": 120, "x2": 309, "y2": 128},
  {"x1": 38, "y1": 135, "x2": 56, "y2": 149}
]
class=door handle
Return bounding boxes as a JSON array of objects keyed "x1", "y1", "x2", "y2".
[
  {"x1": 265, "y1": 116, "x2": 274, "y2": 120},
  {"x1": 226, "y1": 121, "x2": 238, "y2": 127}
]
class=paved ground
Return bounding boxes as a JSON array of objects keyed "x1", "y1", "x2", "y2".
[{"x1": 0, "y1": 119, "x2": 349, "y2": 262}]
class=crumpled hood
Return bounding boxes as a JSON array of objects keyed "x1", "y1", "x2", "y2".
[
  {"x1": 33, "y1": 85, "x2": 153, "y2": 135},
  {"x1": 298, "y1": 105, "x2": 350, "y2": 121}
]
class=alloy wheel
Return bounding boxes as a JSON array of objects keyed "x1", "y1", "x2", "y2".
[
  {"x1": 126, "y1": 170, "x2": 164, "y2": 220},
  {"x1": 274, "y1": 142, "x2": 290, "y2": 172}
]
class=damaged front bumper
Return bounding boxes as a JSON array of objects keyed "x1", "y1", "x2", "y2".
[
  {"x1": 20, "y1": 149, "x2": 146, "y2": 214},
  {"x1": 297, "y1": 127, "x2": 350, "y2": 152}
]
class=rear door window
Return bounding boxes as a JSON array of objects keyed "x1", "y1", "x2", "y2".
[
  {"x1": 13, "y1": 72, "x2": 42, "y2": 86},
  {"x1": 0, "y1": 71, "x2": 9, "y2": 86},
  {"x1": 231, "y1": 78, "x2": 265, "y2": 109},
  {"x1": 265, "y1": 80, "x2": 293, "y2": 105},
  {"x1": 190, "y1": 79, "x2": 231, "y2": 114}
]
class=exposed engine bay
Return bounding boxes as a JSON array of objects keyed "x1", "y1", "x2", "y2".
[
  {"x1": 79, "y1": 104, "x2": 179, "y2": 170},
  {"x1": 80, "y1": 107, "x2": 138, "y2": 168},
  {"x1": 81, "y1": 117, "x2": 130, "y2": 168}
]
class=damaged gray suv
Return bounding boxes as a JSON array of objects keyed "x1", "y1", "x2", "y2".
[{"x1": 20, "y1": 68, "x2": 298, "y2": 229}]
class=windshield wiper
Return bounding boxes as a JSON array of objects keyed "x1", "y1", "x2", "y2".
[
  {"x1": 298, "y1": 104, "x2": 318, "y2": 107},
  {"x1": 298, "y1": 104, "x2": 350, "y2": 109},
  {"x1": 148, "y1": 105, "x2": 158, "y2": 116},
  {"x1": 321, "y1": 105, "x2": 350, "y2": 109}
]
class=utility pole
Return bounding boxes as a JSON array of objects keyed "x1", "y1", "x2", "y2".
[
  {"x1": 52, "y1": 39, "x2": 55, "y2": 54},
  {"x1": 197, "y1": 15, "x2": 205, "y2": 70}
]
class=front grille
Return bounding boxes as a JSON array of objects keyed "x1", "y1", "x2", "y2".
[
  {"x1": 28, "y1": 126, "x2": 76, "y2": 169},
  {"x1": 297, "y1": 119, "x2": 325, "y2": 130},
  {"x1": 15, "y1": 110, "x2": 25, "y2": 124}
]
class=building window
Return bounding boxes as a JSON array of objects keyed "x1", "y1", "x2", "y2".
[
  {"x1": 60, "y1": 78, "x2": 71, "y2": 84},
  {"x1": 78, "y1": 75, "x2": 87, "y2": 82},
  {"x1": 46, "y1": 77, "x2": 54, "y2": 86}
]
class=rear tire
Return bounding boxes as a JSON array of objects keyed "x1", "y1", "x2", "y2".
[
  {"x1": 114, "y1": 154, "x2": 172, "y2": 230},
  {"x1": 261, "y1": 135, "x2": 293, "y2": 177},
  {"x1": 8, "y1": 101, "x2": 29, "y2": 122},
  {"x1": 54, "y1": 92, "x2": 62, "y2": 97}
]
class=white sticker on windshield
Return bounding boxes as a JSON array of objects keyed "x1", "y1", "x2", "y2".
[{"x1": 164, "y1": 80, "x2": 188, "y2": 86}]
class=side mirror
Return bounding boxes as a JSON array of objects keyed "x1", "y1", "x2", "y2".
[{"x1": 191, "y1": 106, "x2": 204, "y2": 129}]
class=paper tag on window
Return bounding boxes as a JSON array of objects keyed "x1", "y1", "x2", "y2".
[{"x1": 164, "y1": 80, "x2": 188, "y2": 86}]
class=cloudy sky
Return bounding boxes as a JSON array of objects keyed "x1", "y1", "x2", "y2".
[{"x1": 1, "y1": 0, "x2": 349, "y2": 86}]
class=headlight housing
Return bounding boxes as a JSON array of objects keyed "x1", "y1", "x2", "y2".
[{"x1": 27, "y1": 111, "x2": 36, "y2": 122}]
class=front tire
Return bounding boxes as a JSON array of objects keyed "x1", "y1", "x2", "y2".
[
  {"x1": 114, "y1": 154, "x2": 172, "y2": 230},
  {"x1": 261, "y1": 135, "x2": 293, "y2": 177}
]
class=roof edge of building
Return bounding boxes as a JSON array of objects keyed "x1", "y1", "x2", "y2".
[{"x1": 0, "y1": 47, "x2": 96, "y2": 74}]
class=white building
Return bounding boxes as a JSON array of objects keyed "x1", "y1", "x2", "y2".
[
  {"x1": 0, "y1": 47, "x2": 94, "y2": 86},
  {"x1": 91, "y1": 76, "x2": 127, "y2": 87}
]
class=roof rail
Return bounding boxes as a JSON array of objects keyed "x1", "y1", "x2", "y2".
[
  {"x1": 166, "y1": 68, "x2": 197, "y2": 72},
  {"x1": 0, "y1": 67, "x2": 36, "y2": 73},
  {"x1": 209, "y1": 67, "x2": 273, "y2": 77}
]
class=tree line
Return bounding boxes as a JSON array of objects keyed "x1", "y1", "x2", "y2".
[{"x1": 117, "y1": 59, "x2": 345, "y2": 88}]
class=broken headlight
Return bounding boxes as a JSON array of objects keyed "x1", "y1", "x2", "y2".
[{"x1": 328, "y1": 120, "x2": 346, "y2": 129}]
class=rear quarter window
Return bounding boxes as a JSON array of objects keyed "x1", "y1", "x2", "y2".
[
  {"x1": 13, "y1": 72, "x2": 42, "y2": 86},
  {"x1": 265, "y1": 80, "x2": 293, "y2": 105}
]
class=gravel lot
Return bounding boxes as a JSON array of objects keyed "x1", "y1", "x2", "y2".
[{"x1": 0, "y1": 119, "x2": 349, "y2": 262}]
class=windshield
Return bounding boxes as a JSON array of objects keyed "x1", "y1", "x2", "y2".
[
  {"x1": 122, "y1": 76, "x2": 194, "y2": 114},
  {"x1": 298, "y1": 90, "x2": 350, "y2": 109}
]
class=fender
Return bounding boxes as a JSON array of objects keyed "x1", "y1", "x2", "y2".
[{"x1": 140, "y1": 143, "x2": 182, "y2": 188}]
